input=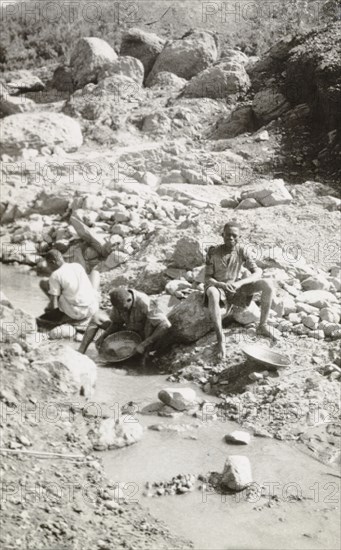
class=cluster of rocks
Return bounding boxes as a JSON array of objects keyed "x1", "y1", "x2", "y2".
[{"x1": 143, "y1": 474, "x2": 197, "y2": 498}]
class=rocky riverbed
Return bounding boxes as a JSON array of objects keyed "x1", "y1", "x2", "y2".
[{"x1": 1, "y1": 14, "x2": 340, "y2": 550}]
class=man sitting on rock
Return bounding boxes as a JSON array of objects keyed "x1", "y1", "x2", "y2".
[
  {"x1": 38, "y1": 249, "x2": 99, "y2": 329},
  {"x1": 78, "y1": 287, "x2": 171, "y2": 360},
  {"x1": 205, "y1": 222, "x2": 278, "y2": 359}
]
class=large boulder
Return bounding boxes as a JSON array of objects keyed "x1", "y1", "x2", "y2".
[
  {"x1": 90, "y1": 417, "x2": 143, "y2": 450},
  {"x1": 37, "y1": 345, "x2": 97, "y2": 397},
  {"x1": 183, "y1": 65, "x2": 250, "y2": 99},
  {"x1": 120, "y1": 28, "x2": 166, "y2": 78},
  {"x1": 98, "y1": 56, "x2": 144, "y2": 85},
  {"x1": 171, "y1": 236, "x2": 205, "y2": 269},
  {"x1": 221, "y1": 456, "x2": 253, "y2": 491},
  {"x1": 70, "y1": 37, "x2": 118, "y2": 89},
  {"x1": 297, "y1": 290, "x2": 338, "y2": 309},
  {"x1": 168, "y1": 292, "x2": 213, "y2": 343},
  {"x1": 147, "y1": 30, "x2": 218, "y2": 83},
  {"x1": 0, "y1": 113, "x2": 82, "y2": 155},
  {"x1": 158, "y1": 387, "x2": 197, "y2": 411},
  {"x1": 252, "y1": 88, "x2": 290, "y2": 124}
]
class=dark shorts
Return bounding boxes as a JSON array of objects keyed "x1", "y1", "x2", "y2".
[
  {"x1": 36, "y1": 309, "x2": 87, "y2": 330},
  {"x1": 204, "y1": 284, "x2": 254, "y2": 309}
]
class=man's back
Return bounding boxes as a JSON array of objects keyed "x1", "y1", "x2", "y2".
[{"x1": 49, "y1": 263, "x2": 98, "y2": 319}]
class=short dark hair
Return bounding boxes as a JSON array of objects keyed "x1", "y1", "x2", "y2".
[
  {"x1": 223, "y1": 222, "x2": 241, "y2": 232},
  {"x1": 109, "y1": 287, "x2": 132, "y2": 308},
  {"x1": 45, "y1": 249, "x2": 64, "y2": 265}
]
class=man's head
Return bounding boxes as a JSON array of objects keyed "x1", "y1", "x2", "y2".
[
  {"x1": 109, "y1": 287, "x2": 133, "y2": 313},
  {"x1": 45, "y1": 249, "x2": 65, "y2": 271},
  {"x1": 222, "y1": 222, "x2": 241, "y2": 250}
]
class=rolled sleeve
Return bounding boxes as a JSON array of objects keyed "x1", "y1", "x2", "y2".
[
  {"x1": 147, "y1": 306, "x2": 171, "y2": 330},
  {"x1": 48, "y1": 273, "x2": 61, "y2": 296}
]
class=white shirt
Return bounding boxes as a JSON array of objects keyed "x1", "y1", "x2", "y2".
[{"x1": 49, "y1": 263, "x2": 99, "y2": 320}]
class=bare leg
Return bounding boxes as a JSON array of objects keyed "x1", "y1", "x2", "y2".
[
  {"x1": 242, "y1": 279, "x2": 279, "y2": 340},
  {"x1": 78, "y1": 311, "x2": 111, "y2": 354},
  {"x1": 207, "y1": 287, "x2": 226, "y2": 359}
]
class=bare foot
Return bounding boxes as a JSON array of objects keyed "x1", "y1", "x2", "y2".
[
  {"x1": 217, "y1": 340, "x2": 226, "y2": 360},
  {"x1": 257, "y1": 323, "x2": 280, "y2": 341}
]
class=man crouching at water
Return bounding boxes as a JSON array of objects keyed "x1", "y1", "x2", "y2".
[
  {"x1": 205, "y1": 222, "x2": 279, "y2": 360},
  {"x1": 38, "y1": 249, "x2": 99, "y2": 328},
  {"x1": 78, "y1": 287, "x2": 171, "y2": 360}
]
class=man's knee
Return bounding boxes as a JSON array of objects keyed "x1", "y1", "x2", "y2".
[
  {"x1": 207, "y1": 286, "x2": 220, "y2": 301},
  {"x1": 259, "y1": 278, "x2": 274, "y2": 292}
]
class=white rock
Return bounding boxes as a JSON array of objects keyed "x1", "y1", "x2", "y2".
[
  {"x1": 225, "y1": 431, "x2": 251, "y2": 444},
  {"x1": 232, "y1": 302, "x2": 260, "y2": 325},
  {"x1": 40, "y1": 345, "x2": 97, "y2": 397},
  {"x1": 140, "y1": 172, "x2": 160, "y2": 188},
  {"x1": 222, "y1": 456, "x2": 252, "y2": 491},
  {"x1": 255, "y1": 130, "x2": 269, "y2": 141},
  {"x1": 70, "y1": 37, "x2": 118, "y2": 89},
  {"x1": 296, "y1": 302, "x2": 320, "y2": 315},
  {"x1": 297, "y1": 290, "x2": 338, "y2": 309},
  {"x1": 0, "y1": 113, "x2": 83, "y2": 155},
  {"x1": 99, "y1": 56, "x2": 144, "y2": 85},
  {"x1": 92, "y1": 417, "x2": 143, "y2": 450},
  {"x1": 241, "y1": 179, "x2": 292, "y2": 207},
  {"x1": 249, "y1": 372, "x2": 263, "y2": 381},
  {"x1": 158, "y1": 387, "x2": 197, "y2": 411}
]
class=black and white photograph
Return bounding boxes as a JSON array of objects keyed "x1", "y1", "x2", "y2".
[{"x1": 0, "y1": 1, "x2": 340, "y2": 549}]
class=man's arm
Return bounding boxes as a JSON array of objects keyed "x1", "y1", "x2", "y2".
[
  {"x1": 47, "y1": 273, "x2": 61, "y2": 310},
  {"x1": 233, "y1": 248, "x2": 262, "y2": 289}
]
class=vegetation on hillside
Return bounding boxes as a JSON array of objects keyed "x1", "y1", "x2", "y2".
[{"x1": 0, "y1": 0, "x2": 339, "y2": 72}]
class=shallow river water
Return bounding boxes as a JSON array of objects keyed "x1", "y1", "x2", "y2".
[{"x1": 2, "y1": 264, "x2": 340, "y2": 550}]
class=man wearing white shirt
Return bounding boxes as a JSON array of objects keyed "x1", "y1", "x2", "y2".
[{"x1": 38, "y1": 249, "x2": 99, "y2": 328}]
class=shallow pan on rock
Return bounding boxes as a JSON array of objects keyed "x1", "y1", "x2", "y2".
[
  {"x1": 241, "y1": 344, "x2": 290, "y2": 370},
  {"x1": 99, "y1": 331, "x2": 142, "y2": 363}
]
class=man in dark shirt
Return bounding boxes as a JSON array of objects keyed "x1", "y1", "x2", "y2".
[
  {"x1": 78, "y1": 287, "x2": 171, "y2": 358},
  {"x1": 205, "y1": 222, "x2": 278, "y2": 359}
]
